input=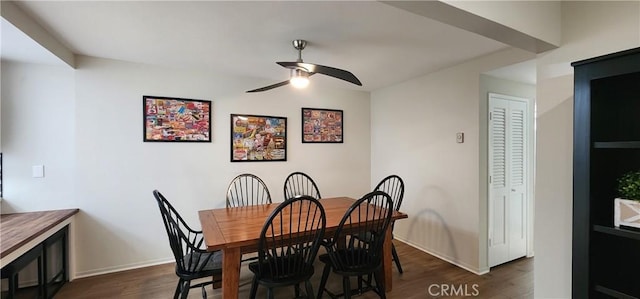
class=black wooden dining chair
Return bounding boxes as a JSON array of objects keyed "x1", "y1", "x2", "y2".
[
  {"x1": 226, "y1": 173, "x2": 272, "y2": 264},
  {"x1": 317, "y1": 191, "x2": 394, "y2": 299},
  {"x1": 283, "y1": 172, "x2": 321, "y2": 200},
  {"x1": 353, "y1": 175, "x2": 406, "y2": 292},
  {"x1": 153, "y1": 190, "x2": 222, "y2": 299},
  {"x1": 226, "y1": 173, "x2": 272, "y2": 208},
  {"x1": 249, "y1": 195, "x2": 326, "y2": 299},
  {"x1": 374, "y1": 175, "x2": 405, "y2": 273}
]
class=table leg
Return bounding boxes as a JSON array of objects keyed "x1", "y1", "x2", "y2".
[
  {"x1": 222, "y1": 247, "x2": 241, "y2": 299},
  {"x1": 213, "y1": 274, "x2": 222, "y2": 289},
  {"x1": 382, "y1": 226, "x2": 393, "y2": 292}
]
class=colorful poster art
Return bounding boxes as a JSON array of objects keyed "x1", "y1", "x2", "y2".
[
  {"x1": 143, "y1": 96, "x2": 211, "y2": 142},
  {"x1": 302, "y1": 108, "x2": 343, "y2": 143},
  {"x1": 230, "y1": 114, "x2": 287, "y2": 162}
]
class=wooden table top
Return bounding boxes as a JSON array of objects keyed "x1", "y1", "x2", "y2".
[
  {"x1": 0, "y1": 209, "x2": 79, "y2": 259},
  {"x1": 198, "y1": 197, "x2": 407, "y2": 251}
]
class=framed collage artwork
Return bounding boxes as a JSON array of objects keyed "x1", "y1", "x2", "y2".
[
  {"x1": 143, "y1": 95, "x2": 211, "y2": 142},
  {"x1": 302, "y1": 108, "x2": 343, "y2": 143},
  {"x1": 230, "y1": 114, "x2": 287, "y2": 162}
]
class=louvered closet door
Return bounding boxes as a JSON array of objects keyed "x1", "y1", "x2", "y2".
[{"x1": 489, "y1": 94, "x2": 528, "y2": 267}]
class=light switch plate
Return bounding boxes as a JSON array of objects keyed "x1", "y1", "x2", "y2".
[
  {"x1": 32, "y1": 165, "x2": 44, "y2": 178},
  {"x1": 456, "y1": 132, "x2": 464, "y2": 143}
]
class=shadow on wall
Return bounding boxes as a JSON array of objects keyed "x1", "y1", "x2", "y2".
[
  {"x1": 405, "y1": 184, "x2": 459, "y2": 264},
  {"x1": 533, "y1": 93, "x2": 574, "y2": 295}
]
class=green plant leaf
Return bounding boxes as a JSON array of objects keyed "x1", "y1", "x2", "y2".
[{"x1": 617, "y1": 170, "x2": 640, "y2": 201}]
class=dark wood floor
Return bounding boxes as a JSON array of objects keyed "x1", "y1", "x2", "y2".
[{"x1": 54, "y1": 241, "x2": 532, "y2": 298}]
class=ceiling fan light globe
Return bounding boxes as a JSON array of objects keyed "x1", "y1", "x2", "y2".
[
  {"x1": 290, "y1": 76, "x2": 309, "y2": 89},
  {"x1": 290, "y1": 69, "x2": 310, "y2": 89}
]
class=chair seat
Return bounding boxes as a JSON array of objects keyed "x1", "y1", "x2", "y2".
[
  {"x1": 177, "y1": 251, "x2": 223, "y2": 279},
  {"x1": 318, "y1": 249, "x2": 381, "y2": 276},
  {"x1": 248, "y1": 256, "x2": 315, "y2": 285}
]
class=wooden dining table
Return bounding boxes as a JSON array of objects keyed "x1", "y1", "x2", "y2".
[{"x1": 198, "y1": 196, "x2": 408, "y2": 299}]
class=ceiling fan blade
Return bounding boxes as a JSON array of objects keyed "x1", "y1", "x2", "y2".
[
  {"x1": 246, "y1": 80, "x2": 290, "y2": 93},
  {"x1": 277, "y1": 62, "x2": 362, "y2": 86}
]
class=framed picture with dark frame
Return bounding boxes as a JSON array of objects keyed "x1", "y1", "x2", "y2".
[
  {"x1": 302, "y1": 107, "x2": 343, "y2": 143},
  {"x1": 143, "y1": 95, "x2": 212, "y2": 142},
  {"x1": 230, "y1": 114, "x2": 287, "y2": 162}
]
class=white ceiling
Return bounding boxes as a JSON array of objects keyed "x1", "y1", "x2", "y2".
[{"x1": 2, "y1": 1, "x2": 525, "y2": 91}]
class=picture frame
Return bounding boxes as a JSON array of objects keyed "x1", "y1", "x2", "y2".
[
  {"x1": 230, "y1": 114, "x2": 287, "y2": 162},
  {"x1": 143, "y1": 95, "x2": 211, "y2": 142},
  {"x1": 302, "y1": 108, "x2": 343, "y2": 143}
]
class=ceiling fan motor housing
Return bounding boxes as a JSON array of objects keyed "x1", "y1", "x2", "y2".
[{"x1": 293, "y1": 39, "x2": 307, "y2": 51}]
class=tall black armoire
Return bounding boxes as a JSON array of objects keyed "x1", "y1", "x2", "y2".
[{"x1": 572, "y1": 47, "x2": 640, "y2": 298}]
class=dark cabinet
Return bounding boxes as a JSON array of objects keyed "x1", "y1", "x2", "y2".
[{"x1": 572, "y1": 47, "x2": 640, "y2": 298}]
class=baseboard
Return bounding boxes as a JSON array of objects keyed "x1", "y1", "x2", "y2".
[
  {"x1": 394, "y1": 237, "x2": 488, "y2": 275},
  {"x1": 73, "y1": 258, "x2": 173, "y2": 279},
  {"x1": 73, "y1": 239, "x2": 492, "y2": 280}
]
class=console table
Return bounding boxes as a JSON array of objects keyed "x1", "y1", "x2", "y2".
[{"x1": 1, "y1": 209, "x2": 79, "y2": 298}]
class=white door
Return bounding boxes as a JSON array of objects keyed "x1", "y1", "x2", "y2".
[{"x1": 488, "y1": 93, "x2": 528, "y2": 267}]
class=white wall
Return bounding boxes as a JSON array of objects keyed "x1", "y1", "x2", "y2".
[
  {"x1": 534, "y1": 2, "x2": 640, "y2": 298},
  {"x1": 1, "y1": 61, "x2": 76, "y2": 212},
  {"x1": 2, "y1": 55, "x2": 372, "y2": 277},
  {"x1": 370, "y1": 47, "x2": 533, "y2": 273}
]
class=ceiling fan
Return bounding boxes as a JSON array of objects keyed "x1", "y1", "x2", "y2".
[{"x1": 247, "y1": 39, "x2": 362, "y2": 93}]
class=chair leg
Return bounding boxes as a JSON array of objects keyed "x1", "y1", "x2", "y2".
[
  {"x1": 173, "y1": 279, "x2": 183, "y2": 299},
  {"x1": 357, "y1": 273, "x2": 372, "y2": 294},
  {"x1": 295, "y1": 283, "x2": 301, "y2": 298},
  {"x1": 180, "y1": 280, "x2": 191, "y2": 299},
  {"x1": 305, "y1": 280, "x2": 315, "y2": 299},
  {"x1": 201, "y1": 285, "x2": 207, "y2": 299},
  {"x1": 343, "y1": 276, "x2": 352, "y2": 299},
  {"x1": 373, "y1": 270, "x2": 386, "y2": 299},
  {"x1": 249, "y1": 276, "x2": 259, "y2": 299},
  {"x1": 267, "y1": 288, "x2": 274, "y2": 299},
  {"x1": 392, "y1": 243, "x2": 403, "y2": 274},
  {"x1": 317, "y1": 264, "x2": 331, "y2": 299}
]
